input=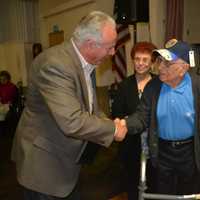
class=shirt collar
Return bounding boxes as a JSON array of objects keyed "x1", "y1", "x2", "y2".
[
  {"x1": 174, "y1": 72, "x2": 190, "y2": 93},
  {"x1": 163, "y1": 72, "x2": 190, "y2": 94},
  {"x1": 71, "y1": 39, "x2": 96, "y2": 75}
]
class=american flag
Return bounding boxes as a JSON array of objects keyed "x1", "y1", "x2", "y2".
[{"x1": 112, "y1": 1, "x2": 131, "y2": 83}]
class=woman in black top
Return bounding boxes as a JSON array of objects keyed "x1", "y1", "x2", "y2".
[{"x1": 112, "y1": 41, "x2": 157, "y2": 200}]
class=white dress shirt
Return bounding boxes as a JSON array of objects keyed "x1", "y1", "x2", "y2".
[{"x1": 71, "y1": 39, "x2": 96, "y2": 113}]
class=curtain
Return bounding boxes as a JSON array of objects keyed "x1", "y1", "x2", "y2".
[
  {"x1": 165, "y1": 0, "x2": 184, "y2": 42},
  {"x1": 0, "y1": 0, "x2": 39, "y2": 43}
]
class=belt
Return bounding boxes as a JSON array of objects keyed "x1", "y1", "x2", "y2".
[{"x1": 159, "y1": 137, "x2": 194, "y2": 147}]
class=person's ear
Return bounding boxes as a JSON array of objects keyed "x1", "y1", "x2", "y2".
[
  {"x1": 179, "y1": 63, "x2": 189, "y2": 76},
  {"x1": 183, "y1": 63, "x2": 190, "y2": 71}
]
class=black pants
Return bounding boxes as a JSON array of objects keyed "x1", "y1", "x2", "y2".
[
  {"x1": 119, "y1": 135, "x2": 156, "y2": 200},
  {"x1": 156, "y1": 139, "x2": 199, "y2": 195},
  {"x1": 23, "y1": 186, "x2": 80, "y2": 200}
]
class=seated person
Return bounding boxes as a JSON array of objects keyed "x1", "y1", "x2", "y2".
[
  {"x1": 0, "y1": 70, "x2": 18, "y2": 105},
  {"x1": 0, "y1": 71, "x2": 18, "y2": 135}
]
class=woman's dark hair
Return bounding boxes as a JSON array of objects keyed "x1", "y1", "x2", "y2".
[
  {"x1": 33, "y1": 43, "x2": 42, "y2": 58},
  {"x1": 0, "y1": 70, "x2": 11, "y2": 81}
]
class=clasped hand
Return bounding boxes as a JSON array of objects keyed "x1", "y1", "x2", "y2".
[{"x1": 114, "y1": 118, "x2": 127, "y2": 142}]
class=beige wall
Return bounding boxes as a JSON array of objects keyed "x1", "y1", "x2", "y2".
[
  {"x1": 39, "y1": 0, "x2": 97, "y2": 48},
  {"x1": 39, "y1": 0, "x2": 70, "y2": 14},
  {"x1": 149, "y1": 0, "x2": 166, "y2": 48},
  {"x1": 183, "y1": 0, "x2": 200, "y2": 43},
  {"x1": 0, "y1": 42, "x2": 28, "y2": 85},
  {"x1": 0, "y1": 45, "x2": 7, "y2": 70}
]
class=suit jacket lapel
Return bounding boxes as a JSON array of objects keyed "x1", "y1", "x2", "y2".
[{"x1": 63, "y1": 41, "x2": 90, "y2": 112}]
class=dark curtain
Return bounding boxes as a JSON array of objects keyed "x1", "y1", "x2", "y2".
[{"x1": 165, "y1": 0, "x2": 184, "y2": 42}]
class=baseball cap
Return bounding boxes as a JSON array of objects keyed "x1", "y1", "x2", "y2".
[{"x1": 153, "y1": 39, "x2": 190, "y2": 64}]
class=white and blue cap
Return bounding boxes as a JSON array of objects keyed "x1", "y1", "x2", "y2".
[{"x1": 154, "y1": 39, "x2": 191, "y2": 64}]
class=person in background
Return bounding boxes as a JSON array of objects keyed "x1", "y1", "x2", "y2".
[
  {"x1": 32, "y1": 43, "x2": 42, "y2": 58},
  {"x1": 0, "y1": 71, "x2": 18, "y2": 136},
  {"x1": 112, "y1": 41, "x2": 157, "y2": 199},
  {"x1": 11, "y1": 11, "x2": 127, "y2": 200},
  {"x1": 0, "y1": 70, "x2": 18, "y2": 105},
  {"x1": 125, "y1": 39, "x2": 200, "y2": 195}
]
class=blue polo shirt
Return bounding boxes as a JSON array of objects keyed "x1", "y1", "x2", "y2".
[{"x1": 157, "y1": 72, "x2": 195, "y2": 140}]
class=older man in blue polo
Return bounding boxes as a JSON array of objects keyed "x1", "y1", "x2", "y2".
[{"x1": 125, "y1": 39, "x2": 200, "y2": 195}]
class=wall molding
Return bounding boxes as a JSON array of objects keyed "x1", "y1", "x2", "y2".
[{"x1": 42, "y1": 0, "x2": 95, "y2": 19}]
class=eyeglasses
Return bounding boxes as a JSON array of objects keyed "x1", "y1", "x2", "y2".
[
  {"x1": 96, "y1": 41, "x2": 116, "y2": 52},
  {"x1": 156, "y1": 56, "x2": 185, "y2": 68}
]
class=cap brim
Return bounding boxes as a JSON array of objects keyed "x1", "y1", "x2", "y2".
[{"x1": 153, "y1": 49, "x2": 178, "y2": 61}]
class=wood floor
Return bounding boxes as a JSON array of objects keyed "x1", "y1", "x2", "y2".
[
  {"x1": 0, "y1": 134, "x2": 126, "y2": 200},
  {"x1": 109, "y1": 192, "x2": 128, "y2": 200}
]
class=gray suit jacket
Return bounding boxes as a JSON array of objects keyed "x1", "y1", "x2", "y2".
[{"x1": 11, "y1": 41, "x2": 115, "y2": 197}]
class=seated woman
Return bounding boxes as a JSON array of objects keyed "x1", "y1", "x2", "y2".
[
  {"x1": 0, "y1": 71, "x2": 18, "y2": 135},
  {"x1": 0, "y1": 71, "x2": 18, "y2": 104}
]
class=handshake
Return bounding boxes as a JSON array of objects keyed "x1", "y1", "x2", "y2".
[{"x1": 114, "y1": 118, "x2": 128, "y2": 142}]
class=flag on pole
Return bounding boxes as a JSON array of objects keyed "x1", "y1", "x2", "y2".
[{"x1": 112, "y1": 1, "x2": 131, "y2": 83}]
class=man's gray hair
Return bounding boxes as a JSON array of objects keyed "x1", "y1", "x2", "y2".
[{"x1": 72, "y1": 11, "x2": 116, "y2": 45}]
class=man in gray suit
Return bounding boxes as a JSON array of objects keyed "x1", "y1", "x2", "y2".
[{"x1": 12, "y1": 11, "x2": 127, "y2": 200}]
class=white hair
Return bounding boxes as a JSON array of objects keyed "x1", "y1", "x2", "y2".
[{"x1": 72, "y1": 11, "x2": 116, "y2": 45}]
